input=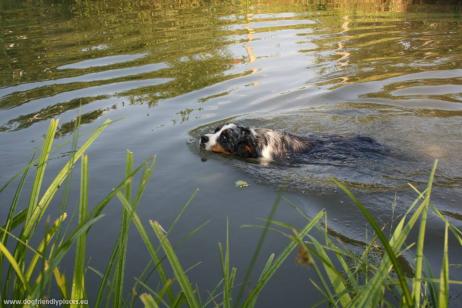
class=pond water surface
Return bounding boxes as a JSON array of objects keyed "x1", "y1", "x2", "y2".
[{"x1": 1, "y1": 1, "x2": 462, "y2": 306}]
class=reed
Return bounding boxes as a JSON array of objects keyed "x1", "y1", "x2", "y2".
[{"x1": 0, "y1": 120, "x2": 460, "y2": 307}]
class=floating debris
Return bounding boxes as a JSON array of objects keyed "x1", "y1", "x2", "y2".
[{"x1": 235, "y1": 180, "x2": 249, "y2": 188}]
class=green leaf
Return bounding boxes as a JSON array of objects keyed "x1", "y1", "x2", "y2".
[
  {"x1": 236, "y1": 195, "x2": 281, "y2": 307},
  {"x1": 26, "y1": 213, "x2": 67, "y2": 281},
  {"x1": 113, "y1": 150, "x2": 134, "y2": 308},
  {"x1": 438, "y1": 222, "x2": 449, "y2": 308},
  {"x1": 219, "y1": 218, "x2": 233, "y2": 308},
  {"x1": 70, "y1": 154, "x2": 89, "y2": 306},
  {"x1": 25, "y1": 119, "x2": 59, "y2": 230},
  {"x1": 23, "y1": 119, "x2": 111, "y2": 239},
  {"x1": 308, "y1": 235, "x2": 352, "y2": 306},
  {"x1": 413, "y1": 160, "x2": 438, "y2": 306},
  {"x1": 0, "y1": 242, "x2": 29, "y2": 291},
  {"x1": 242, "y1": 210, "x2": 325, "y2": 307},
  {"x1": 116, "y1": 192, "x2": 173, "y2": 303},
  {"x1": 333, "y1": 178, "x2": 413, "y2": 307},
  {"x1": 150, "y1": 220, "x2": 201, "y2": 308}
]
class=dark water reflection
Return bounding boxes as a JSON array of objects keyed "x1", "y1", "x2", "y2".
[{"x1": 1, "y1": 0, "x2": 462, "y2": 306}]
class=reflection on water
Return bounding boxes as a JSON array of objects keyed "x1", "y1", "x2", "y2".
[
  {"x1": 1, "y1": 0, "x2": 462, "y2": 305},
  {"x1": 1, "y1": 1, "x2": 461, "y2": 133}
]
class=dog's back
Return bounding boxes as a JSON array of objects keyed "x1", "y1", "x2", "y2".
[{"x1": 286, "y1": 134, "x2": 389, "y2": 164}]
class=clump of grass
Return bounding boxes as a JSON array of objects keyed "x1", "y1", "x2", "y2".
[
  {"x1": 0, "y1": 119, "x2": 158, "y2": 306},
  {"x1": 303, "y1": 160, "x2": 460, "y2": 307},
  {"x1": 0, "y1": 119, "x2": 461, "y2": 307}
]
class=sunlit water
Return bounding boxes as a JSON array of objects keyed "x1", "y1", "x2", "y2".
[{"x1": 1, "y1": 1, "x2": 462, "y2": 305}]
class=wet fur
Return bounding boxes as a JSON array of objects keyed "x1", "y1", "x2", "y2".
[
  {"x1": 200, "y1": 123, "x2": 313, "y2": 162},
  {"x1": 252, "y1": 128, "x2": 312, "y2": 161}
]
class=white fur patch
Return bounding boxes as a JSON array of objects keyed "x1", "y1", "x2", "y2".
[
  {"x1": 259, "y1": 130, "x2": 280, "y2": 162},
  {"x1": 203, "y1": 123, "x2": 237, "y2": 151}
]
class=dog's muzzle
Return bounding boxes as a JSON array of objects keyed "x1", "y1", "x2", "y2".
[{"x1": 200, "y1": 135, "x2": 209, "y2": 148}]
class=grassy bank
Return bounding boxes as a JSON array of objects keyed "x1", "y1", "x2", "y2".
[{"x1": 0, "y1": 119, "x2": 461, "y2": 307}]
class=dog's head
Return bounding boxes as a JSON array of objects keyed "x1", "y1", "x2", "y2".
[{"x1": 200, "y1": 123, "x2": 258, "y2": 158}]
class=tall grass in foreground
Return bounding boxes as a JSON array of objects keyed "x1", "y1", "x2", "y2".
[{"x1": 0, "y1": 119, "x2": 461, "y2": 307}]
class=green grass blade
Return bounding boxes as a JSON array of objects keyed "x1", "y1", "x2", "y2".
[
  {"x1": 133, "y1": 156, "x2": 156, "y2": 208},
  {"x1": 88, "y1": 161, "x2": 146, "y2": 226},
  {"x1": 0, "y1": 155, "x2": 33, "y2": 298},
  {"x1": 220, "y1": 218, "x2": 232, "y2": 308},
  {"x1": 133, "y1": 277, "x2": 171, "y2": 308},
  {"x1": 308, "y1": 235, "x2": 351, "y2": 306},
  {"x1": 15, "y1": 120, "x2": 57, "y2": 273},
  {"x1": 93, "y1": 160, "x2": 153, "y2": 307},
  {"x1": 236, "y1": 194, "x2": 281, "y2": 307},
  {"x1": 70, "y1": 154, "x2": 89, "y2": 306},
  {"x1": 25, "y1": 119, "x2": 59, "y2": 227},
  {"x1": 1, "y1": 155, "x2": 33, "y2": 245},
  {"x1": 413, "y1": 160, "x2": 438, "y2": 306},
  {"x1": 305, "y1": 247, "x2": 337, "y2": 305},
  {"x1": 94, "y1": 244, "x2": 119, "y2": 308},
  {"x1": 351, "y1": 189, "x2": 430, "y2": 307},
  {"x1": 116, "y1": 192, "x2": 173, "y2": 303},
  {"x1": 30, "y1": 215, "x2": 105, "y2": 296},
  {"x1": 438, "y1": 222, "x2": 449, "y2": 308},
  {"x1": 0, "y1": 241, "x2": 29, "y2": 291},
  {"x1": 0, "y1": 156, "x2": 36, "y2": 193},
  {"x1": 113, "y1": 151, "x2": 134, "y2": 308},
  {"x1": 23, "y1": 119, "x2": 111, "y2": 239},
  {"x1": 258, "y1": 253, "x2": 275, "y2": 280},
  {"x1": 150, "y1": 220, "x2": 201, "y2": 308},
  {"x1": 309, "y1": 279, "x2": 332, "y2": 306},
  {"x1": 333, "y1": 179, "x2": 413, "y2": 307},
  {"x1": 329, "y1": 240, "x2": 359, "y2": 292},
  {"x1": 25, "y1": 213, "x2": 67, "y2": 281},
  {"x1": 10, "y1": 118, "x2": 56, "y2": 296},
  {"x1": 293, "y1": 233, "x2": 345, "y2": 306},
  {"x1": 132, "y1": 218, "x2": 208, "y2": 306},
  {"x1": 125, "y1": 150, "x2": 133, "y2": 200},
  {"x1": 167, "y1": 188, "x2": 198, "y2": 235},
  {"x1": 431, "y1": 205, "x2": 462, "y2": 246},
  {"x1": 1, "y1": 209, "x2": 27, "y2": 237},
  {"x1": 172, "y1": 292, "x2": 185, "y2": 308},
  {"x1": 203, "y1": 279, "x2": 225, "y2": 307},
  {"x1": 53, "y1": 115, "x2": 82, "y2": 249},
  {"x1": 242, "y1": 210, "x2": 325, "y2": 307}
]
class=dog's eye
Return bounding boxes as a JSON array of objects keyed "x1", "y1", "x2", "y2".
[
  {"x1": 214, "y1": 126, "x2": 221, "y2": 133},
  {"x1": 219, "y1": 130, "x2": 229, "y2": 141}
]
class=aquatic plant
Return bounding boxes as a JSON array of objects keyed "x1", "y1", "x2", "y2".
[
  {"x1": 0, "y1": 120, "x2": 460, "y2": 307},
  {"x1": 307, "y1": 160, "x2": 461, "y2": 307}
]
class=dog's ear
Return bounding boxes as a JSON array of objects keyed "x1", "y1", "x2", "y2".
[{"x1": 236, "y1": 128, "x2": 257, "y2": 158}]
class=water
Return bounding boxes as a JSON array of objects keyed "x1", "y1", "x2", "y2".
[{"x1": 1, "y1": 1, "x2": 462, "y2": 305}]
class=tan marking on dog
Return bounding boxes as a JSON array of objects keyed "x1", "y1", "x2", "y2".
[
  {"x1": 211, "y1": 143, "x2": 230, "y2": 154},
  {"x1": 243, "y1": 144, "x2": 253, "y2": 154}
]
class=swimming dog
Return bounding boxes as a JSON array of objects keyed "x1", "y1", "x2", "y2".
[
  {"x1": 200, "y1": 123, "x2": 313, "y2": 162},
  {"x1": 199, "y1": 123, "x2": 384, "y2": 163}
]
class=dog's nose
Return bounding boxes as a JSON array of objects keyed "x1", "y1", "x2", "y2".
[{"x1": 200, "y1": 135, "x2": 209, "y2": 144}]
